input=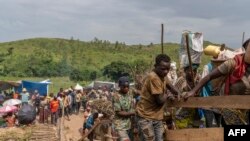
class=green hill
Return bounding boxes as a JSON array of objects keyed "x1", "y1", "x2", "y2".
[{"x1": 0, "y1": 37, "x2": 216, "y2": 82}]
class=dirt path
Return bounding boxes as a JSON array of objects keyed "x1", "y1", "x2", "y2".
[{"x1": 63, "y1": 113, "x2": 84, "y2": 141}]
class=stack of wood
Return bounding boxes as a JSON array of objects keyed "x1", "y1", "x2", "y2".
[
  {"x1": 89, "y1": 99, "x2": 114, "y2": 118},
  {"x1": 29, "y1": 124, "x2": 58, "y2": 141}
]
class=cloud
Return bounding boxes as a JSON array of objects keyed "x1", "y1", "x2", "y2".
[{"x1": 0, "y1": 0, "x2": 249, "y2": 48}]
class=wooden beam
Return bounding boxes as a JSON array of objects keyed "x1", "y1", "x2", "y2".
[
  {"x1": 167, "y1": 95, "x2": 250, "y2": 109},
  {"x1": 166, "y1": 128, "x2": 224, "y2": 141},
  {"x1": 79, "y1": 120, "x2": 112, "y2": 141}
]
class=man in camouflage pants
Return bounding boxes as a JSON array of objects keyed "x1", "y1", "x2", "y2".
[
  {"x1": 136, "y1": 54, "x2": 180, "y2": 141},
  {"x1": 113, "y1": 76, "x2": 135, "y2": 141}
]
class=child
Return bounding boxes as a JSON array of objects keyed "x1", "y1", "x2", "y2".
[{"x1": 5, "y1": 112, "x2": 16, "y2": 127}]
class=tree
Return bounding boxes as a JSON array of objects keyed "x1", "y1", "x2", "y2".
[
  {"x1": 0, "y1": 47, "x2": 14, "y2": 64},
  {"x1": 129, "y1": 59, "x2": 152, "y2": 76},
  {"x1": 56, "y1": 58, "x2": 71, "y2": 76},
  {"x1": 7, "y1": 47, "x2": 14, "y2": 55},
  {"x1": 69, "y1": 69, "x2": 97, "y2": 81},
  {"x1": 102, "y1": 61, "x2": 130, "y2": 81},
  {"x1": 26, "y1": 49, "x2": 55, "y2": 77},
  {"x1": 89, "y1": 71, "x2": 97, "y2": 80},
  {"x1": 70, "y1": 69, "x2": 83, "y2": 81}
]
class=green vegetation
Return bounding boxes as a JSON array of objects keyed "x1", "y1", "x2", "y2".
[{"x1": 0, "y1": 37, "x2": 218, "y2": 92}]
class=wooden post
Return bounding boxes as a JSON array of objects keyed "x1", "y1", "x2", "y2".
[
  {"x1": 220, "y1": 44, "x2": 225, "y2": 51},
  {"x1": 161, "y1": 24, "x2": 164, "y2": 54},
  {"x1": 60, "y1": 99, "x2": 65, "y2": 141},
  {"x1": 185, "y1": 34, "x2": 195, "y2": 87},
  {"x1": 242, "y1": 32, "x2": 245, "y2": 45}
]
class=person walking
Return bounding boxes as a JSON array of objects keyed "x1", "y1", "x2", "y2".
[
  {"x1": 50, "y1": 96, "x2": 59, "y2": 125},
  {"x1": 20, "y1": 88, "x2": 29, "y2": 105},
  {"x1": 112, "y1": 76, "x2": 135, "y2": 141},
  {"x1": 76, "y1": 90, "x2": 82, "y2": 114}
]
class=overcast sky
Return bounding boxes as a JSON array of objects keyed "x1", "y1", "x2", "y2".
[{"x1": 0, "y1": 0, "x2": 249, "y2": 48}]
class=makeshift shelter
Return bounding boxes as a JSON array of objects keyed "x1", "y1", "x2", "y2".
[
  {"x1": 179, "y1": 30, "x2": 203, "y2": 68},
  {"x1": 88, "y1": 81, "x2": 115, "y2": 90},
  {"x1": 17, "y1": 80, "x2": 51, "y2": 96},
  {"x1": 74, "y1": 83, "x2": 83, "y2": 90},
  {"x1": 0, "y1": 80, "x2": 21, "y2": 91}
]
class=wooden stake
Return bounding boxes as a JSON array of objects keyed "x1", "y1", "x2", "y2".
[
  {"x1": 242, "y1": 32, "x2": 245, "y2": 45},
  {"x1": 185, "y1": 34, "x2": 195, "y2": 87},
  {"x1": 161, "y1": 24, "x2": 164, "y2": 54}
]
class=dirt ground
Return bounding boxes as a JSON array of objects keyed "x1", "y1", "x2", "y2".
[{"x1": 63, "y1": 113, "x2": 84, "y2": 141}]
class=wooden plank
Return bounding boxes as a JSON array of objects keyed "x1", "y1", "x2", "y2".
[
  {"x1": 166, "y1": 128, "x2": 224, "y2": 141},
  {"x1": 167, "y1": 95, "x2": 250, "y2": 109},
  {"x1": 79, "y1": 120, "x2": 112, "y2": 141}
]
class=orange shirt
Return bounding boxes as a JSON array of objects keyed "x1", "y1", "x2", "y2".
[
  {"x1": 13, "y1": 93, "x2": 19, "y2": 99},
  {"x1": 50, "y1": 100, "x2": 59, "y2": 113}
]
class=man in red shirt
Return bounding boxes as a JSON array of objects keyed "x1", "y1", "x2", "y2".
[
  {"x1": 50, "y1": 96, "x2": 59, "y2": 125},
  {"x1": 13, "y1": 91, "x2": 19, "y2": 99}
]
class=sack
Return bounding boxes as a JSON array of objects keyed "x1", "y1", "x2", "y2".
[
  {"x1": 18, "y1": 103, "x2": 36, "y2": 125},
  {"x1": 179, "y1": 31, "x2": 203, "y2": 68}
]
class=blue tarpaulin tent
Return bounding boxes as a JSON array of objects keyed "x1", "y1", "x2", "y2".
[{"x1": 17, "y1": 80, "x2": 51, "y2": 96}]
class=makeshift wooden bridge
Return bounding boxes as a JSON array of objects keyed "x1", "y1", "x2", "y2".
[
  {"x1": 29, "y1": 124, "x2": 58, "y2": 141},
  {"x1": 165, "y1": 95, "x2": 250, "y2": 141}
]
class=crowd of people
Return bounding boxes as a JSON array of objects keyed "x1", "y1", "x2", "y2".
[
  {"x1": 0, "y1": 84, "x2": 115, "y2": 129},
  {"x1": 82, "y1": 38, "x2": 250, "y2": 141}
]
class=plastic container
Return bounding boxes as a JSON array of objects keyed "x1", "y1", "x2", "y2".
[{"x1": 204, "y1": 45, "x2": 220, "y2": 58}]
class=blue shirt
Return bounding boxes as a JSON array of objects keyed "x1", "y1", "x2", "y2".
[
  {"x1": 20, "y1": 92, "x2": 29, "y2": 103},
  {"x1": 85, "y1": 114, "x2": 94, "y2": 129}
]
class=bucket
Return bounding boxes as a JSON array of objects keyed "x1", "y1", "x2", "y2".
[{"x1": 204, "y1": 45, "x2": 221, "y2": 58}]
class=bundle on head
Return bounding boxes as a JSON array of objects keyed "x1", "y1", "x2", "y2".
[{"x1": 89, "y1": 99, "x2": 114, "y2": 118}]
